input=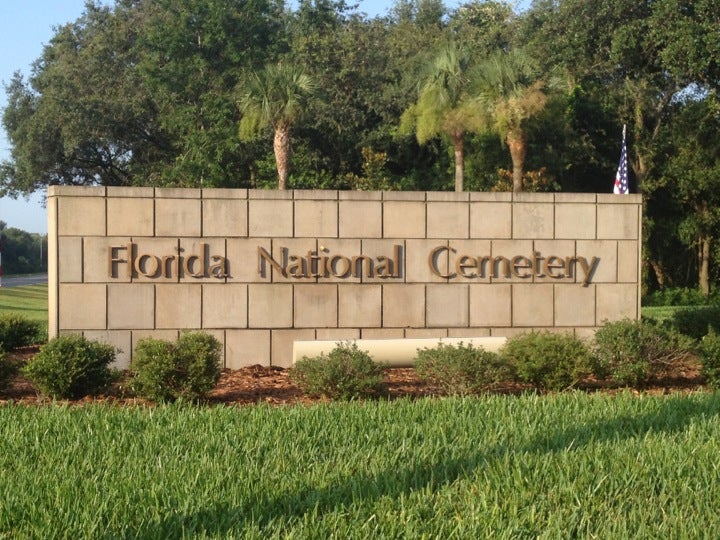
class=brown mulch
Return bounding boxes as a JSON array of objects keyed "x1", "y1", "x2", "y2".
[{"x1": 0, "y1": 346, "x2": 708, "y2": 407}]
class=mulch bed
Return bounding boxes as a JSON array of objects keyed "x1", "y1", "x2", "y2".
[{"x1": 0, "y1": 346, "x2": 708, "y2": 407}]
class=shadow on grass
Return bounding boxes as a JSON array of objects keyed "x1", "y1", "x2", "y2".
[{"x1": 121, "y1": 392, "x2": 720, "y2": 537}]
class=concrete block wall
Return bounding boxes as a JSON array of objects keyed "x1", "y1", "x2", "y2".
[{"x1": 48, "y1": 187, "x2": 642, "y2": 368}]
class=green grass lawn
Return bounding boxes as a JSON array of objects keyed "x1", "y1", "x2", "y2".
[
  {"x1": 2, "y1": 392, "x2": 720, "y2": 538},
  {"x1": 0, "y1": 284, "x2": 48, "y2": 323}
]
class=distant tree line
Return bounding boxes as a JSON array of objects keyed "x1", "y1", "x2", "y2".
[
  {"x1": 1, "y1": 0, "x2": 719, "y2": 294},
  {"x1": 0, "y1": 221, "x2": 47, "y2": 275}
]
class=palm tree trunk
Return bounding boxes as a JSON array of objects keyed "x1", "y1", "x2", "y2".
[
  {"x1": 274, "y1": 124, "x2": 291, "y2": 190},
  {"x1": 700, "y1": 235, "x2": 711, "y2": 297},
  {"x1": 451, "y1": 133, "x2": 464, "y2": 192},
  {"x1": 507, "y1": 129, "x2": 526, "y2": 193}
]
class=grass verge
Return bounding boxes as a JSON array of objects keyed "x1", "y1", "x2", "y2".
[
  {"x1": 2, "y1": 392, "x2": 720, "y2": 538},
  {"x1": 0, "y1": 284, "x2": 48, "y2": 323}
]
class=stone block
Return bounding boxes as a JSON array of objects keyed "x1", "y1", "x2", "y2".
[
  {"x1": 469, "y1": 192, "x2": 512, "y2": 202},
  {"x1": 107, "y1": 283, "x2": 155, "y2": 329},
  {"x1": 120, "y1": 238, "x2": 181, "y2": 283},
  {"x1": 512, "y1": 283, "x2": 554, "y2": 327},
  {"x1": 202, "y1": 198, "x2": 248, "y2": 237},
  {"x1": 272, "y1": 329, "x2": 315, "y2": 367},
  {"x1": 225, "y1": 329, "x2": 271, "y2": 368},
  {"x1": 426, "y1": 284, "x2": 468, "y2": 327},
  {"x1": 248, "y1": 199, "x2": 293, "y2": 237},
  {"x1": 448, "y1": 328, "x2": 491, "y2": 338},
  {"x1": 426, "y1": 202, "x2": 469, "y2": 239},
  {"x1": 59, "y1": 283, "x2": 106, "y2": 330},
  {"x1": 178, "y1": 238, "x2": 228, "y2": 283},
  {"x1": 85, "y1": 237, "x2": 131, "y2": 283},
  {"x1": 83, "y1": 330, "x2": 132, "y2": 369},
  {"x1": 470, "y1": 202, "x2": 512, "y2": 239},
  {"x1": 58, "y1": 237, "x2": 83, "y2": 283},
  {"x1": 294, "y1": 199, "x2": 338, "y2": 238},
  {"x1": 338, "y1": 284, "x2": 381, "y2": 328},
  {"x1": 155, "y1": 188, "x2": 200, "y2": 199},
  {"x1": 405, "y1": 328, "x2": 449, "y2": 338},
  {"x1": 202, "y1": 188, "x2": 248, "y2": 199},
  {"x1": 597, "y1": 203, "x2": 640, "y2": 239},
  {"x1": 426, "y1": 192, "x2": 469, "y2": 202},
  {"x1": 383, "y1": 191, "x2": 425, "y2": 201},
  {"x1": 49, "y1": 186, "x2": 105, "y2": 197},
  {"x1": 358, "y1": 239, "x2": 404, "y2": 284},
  {"x1": 226, "y1": 238, "x2": 272, "y2": 283},
  {"x1": 155, "y1": 284, "x2": 201, "y2": 329},
  {"x1": 339, "y1": 200, "x2": 382, "y2": 238},
  {"x1": 315, "y1": 328, "x2": 360, "y2": 341},
  {"x1": 58, "y1": 196, "x2": 106, "y2": 236},
  {"x1": 488, "y1": 240, "x2": 534, "y2": 283},
  {"x1": 247, "y1": 284, "x2": 293, "y2": 328},
  {"x1": 445, "y1": 240, "x2": 493, "y2": 283},
  {"x1": 554, "y1": 284, "x2": 596, "y2": 327},
  {"x1": 555, "y1": 203, "x2": 596, "y2": 240},
  {"x1": 107, "y1": 197, "x2": 154, "y2": 236},
  {"x1": 618, "y1": 240, "x2": 639, "y2": 283},
  {"x1": 202, "y1": 284, "x2": 248, "y2": 328},
  {"x1": 406, "y1": 239, "x2": 449, "y2": 283},
  {"x1": 360, "y1": 328, "x2": 405, "y2": 339},
  {"x1": 532, "y1": 240, "x2": 577, "y2": 284},
  {"x1": 382, "y1": 284, "x2": 425, "y2": 328},
  {"x1": 294, "y1": 284, "x2": 338, "y2": 328},
  {"x1": 106, "y1": 186, "x2": 154, "y2": 198},
  {"x1": 576, "y1": 240, "x2": 617, "y2": 283},
  {"x1": 155, "y1": 198, "x2": 201, "y2": 237},
  {"x1": 383, "y1": 201, "x2": 426, "y2": 238},
  {"x1": 596, "y1": 284, "x2": 638, "y2": 322},
  {"x1": 469, "y1": 284, "x2": 512, "y2": 327},
  {"x1": 338, "y1": 191, "x2": 382, "y2": 201},
  {"x1": 293, "y1": 190, "x2": 338, "y2": 200},
  {"x1": 313, "y1": 238, "x2": 362, "y2": 283},
  {"x1": 513, "y1": 202, "x2": 554, "y2": 239}
]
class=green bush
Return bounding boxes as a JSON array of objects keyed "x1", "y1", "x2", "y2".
[
  {"x1": 131, "y1": 332, "x2": 222, "y2": 402},
  {"x1": 0, "y1": 314, "x2": 43, "y2": 351},
  {"x1": 670, "y1": 306, "x2": 720, "y2": 340},
  {"x1": 642, "y1": 287, "x2": 720, "y2": 307},
  {"x1": 591, "y1": 318, "x2": 695, "y2": 387},
  {"x1": 0, "y1": 351, "x2": 20, "y2": 393},
  {"x1": 289, "y1": 342, "x2": 386, "y2": 400},
  {"x1": 414, "y1": 342, "x2": 510, "y2": 395},
  {"x1": 500, "y1": 332, "x2": 591, "y2": 392},
  {"x1": 23, "y1": 334, "x2": 117, "y2": 399},
  {"x1": 698, "y1": 329, "x2": 720, "y2": 389}
]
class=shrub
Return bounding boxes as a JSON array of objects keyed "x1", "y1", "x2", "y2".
[
  {"x1": 414, "y1": 342, "x2": 510, "y2": 395},
  {"x1": 23, "y1": 334, "x2": 116, "y2": 399},
  {"x1": 698, "y1": 329, "x2": 720, "y2": 389},
  {"x1": 289, "y1": 342, "x2": 385, "y2": 400},
  {"x1": 0, "y1": 351, "x2": 20, "y2": 393},
  {"x1": 0, "y1": 314, "x2": 43, "y2": 351},
  {"x1": 131, "y1": 332, "x2": 222, "y2": 402},
  {"x1": 500, "y1": 332, "x2": 591, "y2": 392},
  {"x1": 670, "y1": 306, "x2": 720, "y2": 340},
  {"x1": 591, "y1": 318, "x2": 695, "y2": 387}
]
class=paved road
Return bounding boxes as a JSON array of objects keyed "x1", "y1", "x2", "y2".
[{"x1": 0, "y1": 274, "x2": 48, "y2": 288}]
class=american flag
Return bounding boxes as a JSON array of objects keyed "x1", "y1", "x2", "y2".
[{"x1": 613, "y1": 124, "x2": 629, "y2": 194}]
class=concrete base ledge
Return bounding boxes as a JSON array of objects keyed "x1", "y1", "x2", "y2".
[{"x1": 292, "y1": 337, "x2": 507, "y2": 367}]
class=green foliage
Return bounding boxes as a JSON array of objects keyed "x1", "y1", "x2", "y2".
[
  {"x1": 23, "y1": 334, "x2": 116, "y2": 399},
  {"x1": 670, "y1": 306, "x2": 720, "y2": 340},
  {"x1": 130, "y1": 332, "x2": 222, "y2": 403},
  {"x1": 591, "y1": 319, "x2": 695, "y2": 387},
  {"x1": 0, "y1": 227, "x2": 47, "y2": 274},
  {"x1": 0, "y1": 313, "x2": 44, "y2": 351},
  {"x1": 0, "y1": 351, "x2": 19, "y2": 393},
  {"x1": 698, "y1": 329, "x2": 720, "y2": 389},
  {"x1": 289, "y1": 342, "x2": 385, "y2": 400},
  {"x1": 500, "y1": 331, "x2": 591, "y2": 391},
  {"x1": 643, "y1": 287, "x2": 720, "y2": 307},
  {"x1": 414, "y1": 342, "x2": 510, "y2": 395}
]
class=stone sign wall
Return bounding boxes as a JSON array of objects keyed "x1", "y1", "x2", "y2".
[{"x1": 48, "y1": 187, "x2": 642, "y2": 368}]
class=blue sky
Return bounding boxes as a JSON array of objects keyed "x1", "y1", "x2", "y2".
[{"x1": 0, "y1": 0, "x2": 529, "y2": 235}]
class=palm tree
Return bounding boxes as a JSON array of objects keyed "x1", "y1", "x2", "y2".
[
  {"x1": 473, "y1": 49, "x2": 547, "y2": 192},
  {"x1": 400, "y1": 42, "x2": 486, "y2": 192},
  {"x1": 237, "y1": 63, "x2": 316, "y2": 190}
]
